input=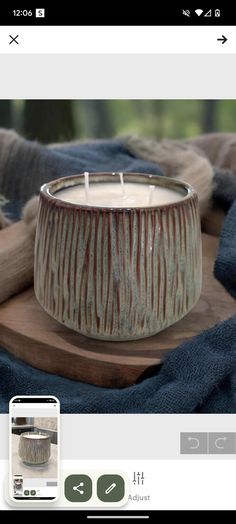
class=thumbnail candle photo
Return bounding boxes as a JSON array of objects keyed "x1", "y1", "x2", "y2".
[{"x1": 11, "y1": 417, "x2": 58, "y2": 479}]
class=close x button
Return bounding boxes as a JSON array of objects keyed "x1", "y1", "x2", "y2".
[{"x1": 9, "y1": 35, "x2": 19, "y2": 45}]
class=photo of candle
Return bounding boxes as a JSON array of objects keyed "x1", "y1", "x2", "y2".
[
  {"x1": 34, "y1": 172, "x2": 202, "y2": 341},
  {"x1": 11, "y1": 416, "x2": 58, "y2": 484},
  {"x1": 1, "y1": 99, "x2": 235, "y2": 407}
]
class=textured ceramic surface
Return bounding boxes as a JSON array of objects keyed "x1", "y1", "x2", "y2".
[
  {"x1": 34, "y1": 173, "x2": 202, "y2": 341},
  {"x1": 18, "y1": 433, "x2": 51, "y2": 465}
]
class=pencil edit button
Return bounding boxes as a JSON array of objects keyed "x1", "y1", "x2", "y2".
[
  {"x1": 180, "y1": 433, "x2": 208, "y2": 454},
  {"x1": 97, "y1": 474, "x2": 125, "y2": 502},
  {"x1": 209, "y1": 433, "x2": 236, "y2": 454}
]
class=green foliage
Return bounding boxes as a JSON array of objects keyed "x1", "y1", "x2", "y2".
[
  {"x1": 72, "y1": 99, "x2": 236, "y2": 139},
  {"x1": 0, "y1": 100, "x2": 236, "y2": 142}
]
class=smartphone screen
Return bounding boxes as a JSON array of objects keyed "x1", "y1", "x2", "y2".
[
  {"x1": 1, "y1": 6, "x2": 236, "y2": 517},
  {"x1": 9, "y1": 396, "x2": 60, "y2": 502}
]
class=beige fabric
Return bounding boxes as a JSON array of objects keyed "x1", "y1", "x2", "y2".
[
  {"x1": 0, "y1": 194, "x2": 11, "y2": 229},
  {"x1": 124, "y1": 136, "x2": 214, "y2": 217},
  {"x1": 0, "y1": 219, "x2": 35, "y2": 304},
  {"x1": 186, "y1": 133, "x2": 236, "y2": 169},
  {"x1": 0, "y1": 197, "x2": 38, "y2": 304},
  {"x1": 0, "y1": 209, "x2": 11, "y2": 229},
  {"x1": 22, "y1": 196, "x2": 39, "y2": 238}
]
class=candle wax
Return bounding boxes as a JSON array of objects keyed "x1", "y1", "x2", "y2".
[
  {"x1": 56, "y1": 182, "x2": 183, "y2": 208},
  {"x1": 23, "y1": 434, "x2": 47, "y2": 439}
]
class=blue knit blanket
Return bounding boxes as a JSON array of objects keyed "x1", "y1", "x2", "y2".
[{"x1": 0, "y1": 140, "x2": 235, "y2": 413}]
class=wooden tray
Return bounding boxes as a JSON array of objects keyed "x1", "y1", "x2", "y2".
[{"x1": 0, "y1": 234, "x2": 234, "y2": 387}]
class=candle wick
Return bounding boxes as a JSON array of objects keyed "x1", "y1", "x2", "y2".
[
  {"x1": 119, "y1": 172, "x2": 126, "y2": 197},
  {"x1": 148, "y1": 185, "x2": 155, "y2": 206},
  {"x1": 84, "y1": 171, "x2": 90, "y2": 203}
]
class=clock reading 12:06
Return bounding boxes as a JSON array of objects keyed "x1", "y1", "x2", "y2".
[
  {"x1": 13, "y1": 9, "x2": 45, "y2": 17},
  {"x1": 13, "y1": 10, "x2": 33, "y2": 16}
]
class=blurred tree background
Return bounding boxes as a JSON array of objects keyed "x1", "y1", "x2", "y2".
[{"x1": 0, "y1": 100, "x2": 236, "y2": 143}]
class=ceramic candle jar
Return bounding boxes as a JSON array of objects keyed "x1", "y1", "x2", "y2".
[
  {"x1": 18, "y1": 433, "x2": 51, "y2": 465},
  {"x1": 34, "y1": 173, "x2": 202, "y2": 341}
]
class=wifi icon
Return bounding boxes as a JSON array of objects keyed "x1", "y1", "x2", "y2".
[{"x1": 195, "y1": 9, "x2": 203, "y2": 16}]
